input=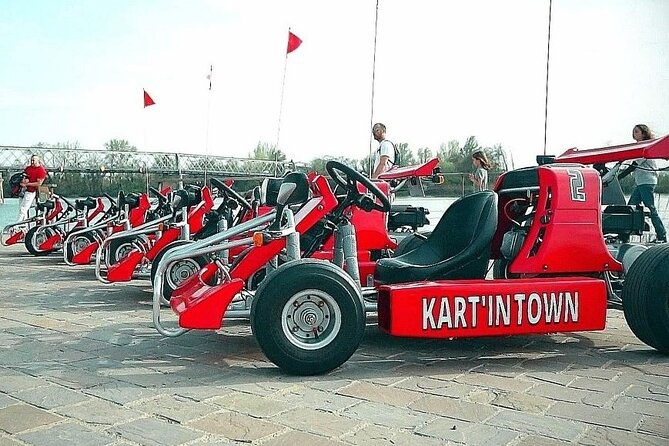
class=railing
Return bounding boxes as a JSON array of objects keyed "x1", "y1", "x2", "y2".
[{"x1": 0, "y1": 146, "x2": 303, "y2": 177}]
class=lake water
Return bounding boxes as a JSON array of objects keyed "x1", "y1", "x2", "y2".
[{"x1": 0, "y1": 198, "x2": 19, "y2": 229}]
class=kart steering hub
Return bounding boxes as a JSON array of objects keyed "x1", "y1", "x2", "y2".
[
  {"x1": 167, "y1": 259, "x2": 201, "y2": 290},
  {"x1": 281, "y1": 290, "x2": 342, "y2": 350}
]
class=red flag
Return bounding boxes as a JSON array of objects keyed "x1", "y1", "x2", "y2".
[
  {"x1": 143, "y1": 89, "x2": 155, "y2": 108},
  {"x1": 287, "y1": 31, "x2": 302, "y2": 54}
]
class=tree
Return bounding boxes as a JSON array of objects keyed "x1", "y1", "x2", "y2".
[
  {"x1": 488, "y1": 143, "x2": 508, "y2": 172},
  {"x1": 396, "y1": 142, "x2": 415, "y2": 167},
  {"x1": 308, "y1": 156, "x2": 358, "y2": 175},
  {"x1": 105, "y1": 139, "x2": 137, "y2": 152},
  {"x1": 250, "y1": 142, "x2": 285, "y2": 162},
  {"x1": 417, "y1": 147, "x2": 433, "y2": 163},
  {"x1": 103, "y1": 139, "x2": 143, "y2": 194}
]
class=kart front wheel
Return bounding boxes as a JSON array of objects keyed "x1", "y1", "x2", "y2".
[
  {"x1": 25, "y1": 227, "x2": 55, "y2": 256},
  {"x1": 107, "y1": 236, "x2": 141, "y2": 266},
  {"x1": 622, "y1": 244, "x2": 669, "y2": 353},
  {"x1": 150, "y1": 240, "x2": 208, "y2": 301},
  {"x1": 251, "y1": 260, "x2": 366, "y2": 375},
  {"x1": 65, "y1": 232, "x2": 97, "y2": 262}
]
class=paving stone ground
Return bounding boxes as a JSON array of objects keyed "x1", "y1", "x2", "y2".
[{"x1": 0, "y1": 244, "x2": 667, "y2": 445}]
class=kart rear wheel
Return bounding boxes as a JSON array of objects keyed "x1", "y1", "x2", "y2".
[
  {"x1": 622, "y1": 244, "x2": 669, "y2": 353},
  {"x1": 150, "y1": 240, "x2": 208, "y2": 301},
  {"x1": 65, "y1": 232, "x2": 96, "y2": 262},
  {"x1": 25, "y1": 227, "x2": 55, "y2": 256},
  {"x1": 251, "y1": 260, "x2": 366, "y2": 375}
]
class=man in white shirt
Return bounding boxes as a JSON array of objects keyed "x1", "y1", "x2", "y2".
[{"x1": 372, "y1": 123, "x2": 395, "y2": 179}]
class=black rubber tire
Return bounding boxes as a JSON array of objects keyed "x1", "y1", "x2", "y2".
[
  {"x1": 107, "y1": 236, "x2": 140, "y2": 266},
  {"x1": 150, "y1": 240, "x2": 208, "y2": 301},
  {"x1": 251, "y1": 259, "x2": 366, "y2": 375},
  {"x1": 25, "y1": 226, "x2": 55, "y2": 256},
  {"x1": 621, "y1": 244, "x2": 669, "y2": 353},
  {"x1": 393, "y1": 231, "x2": 431, "y2": 257},
  {"x1": 65, "y1": 231, "x2": 96, "y2": 262}
]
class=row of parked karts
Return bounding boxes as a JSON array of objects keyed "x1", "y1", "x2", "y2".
[{"x1": 2, "y1": 145, "x2": 669, "y2": 374}]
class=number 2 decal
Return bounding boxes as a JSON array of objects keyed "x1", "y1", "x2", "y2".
[{"x1": 568, "y1": 170, "x2": 586, "y2": 202}]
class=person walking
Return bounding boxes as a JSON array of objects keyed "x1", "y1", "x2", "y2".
[
  {"x1": 469, "y1": 150, "x2": 492, "y2": 192},
  {"x1": 628, "y1": 124, "x2": 666, "y2": 243},
  {"x1": 17, "y1": 154, "x2": 47, "y2": 222},
  {"x1": 371, "y1": 123, "x2": 396, "y2": 179}
]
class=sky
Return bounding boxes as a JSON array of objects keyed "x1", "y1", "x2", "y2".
[{"x1": 1, "y1": 0, "x2": 668, "y2": 169}]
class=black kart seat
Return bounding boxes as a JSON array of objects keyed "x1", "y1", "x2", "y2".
[{"x1": 375, "y1": 191, "x2": 498, "y2": 284}]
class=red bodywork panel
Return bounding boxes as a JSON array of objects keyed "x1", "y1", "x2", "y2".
[
  {"x1": 105, "y1": 188, "x2": 214, "y2": 282},
  {"x1": 172, "y1": 175, "x2": 338, "y2": 330},
  {"x1": 46, "y1": 199, "x2": 64, "y2": 222},
  {"x1": 71, "y1": 193, "x2": 152, "y2": 265},
  {"x1": 172, "y1": 278, "x2": 245, "y2": 329},
  {"x1": 492, "y1": 165, "x2": 622, "y2": 274},
  {"x1": 72, "y1": 241, "x2": 100, "y2": 264},
  {"x1": 8, "y1": 200, "x2": 61, "y2": 246},
  {"x1": 107, "y1": 250, "x2": 145, "y2": 282},
  {"x1": 87, "y1": 198, "x2": 105, "y2": 223},
  {"x1": 5, "y1": 231, "x2": 25, "y2": 245},
  {"x1": 378, "y1": 277, "x2": 607, "y2": 338},
  {"x1": 378, "y1": 158, "x2": 440, "y2": 180},
  {"x1": 39, "y1": 232, "x2": 62, "y2": 251},
  {"x1": 187, "y1": 187, "x2": 214, "y2": 234},
  {"x1": 322, "y1": 181, "x2": 397, "y2": 252},
  {"x1": 555, "y1": 135, "x2": 669, "y2": 164},
  {"x1": 128, "y1": 194, "x2": 151, "y2": 227}
]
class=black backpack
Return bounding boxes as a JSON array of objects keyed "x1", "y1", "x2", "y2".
[
  {"x1": 9, "y1": 172, "x2": 27, "y2": 198},
  {"x1": 378, "y1": 140, "x2": 400, "y2": 167}
]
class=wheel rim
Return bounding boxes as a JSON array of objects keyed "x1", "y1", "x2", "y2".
[
  {"x1": 72, "y1": 236, "x2": 90, "y2": 255},
  {"x1": 281, "y1": 289, "x2": 342, "y2": 350},
  {"x1": 166, "y1": 259, "x2": 200, "y2": 290},
  {"x1": 114, "y1": 243, "x2": 134, "y2": 261},
  {"x1": 34, "y1": 230, "x2": 48, "y2": 247}
]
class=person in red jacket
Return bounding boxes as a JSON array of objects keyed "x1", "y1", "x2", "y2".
[{"x1": 17, "y1": 154, "x2": 47, "y2": 222}]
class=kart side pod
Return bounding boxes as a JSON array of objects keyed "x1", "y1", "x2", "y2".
[{"x1": 377, "y1": 277, "x2": 607, "y2": 338}]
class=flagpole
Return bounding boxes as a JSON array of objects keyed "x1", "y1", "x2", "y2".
[
  {"x1": 542, "y1": 0, "x2": 553, "y2": 156},
  {"x1": 204, "y1": 64, "x2": 213, "y2": 185},
  {"x1": 275, "y1": 29, "x2": 291, "y2": 178},
  {"x1": 142, "y1": 88, "x2": 148, "y2": 152},
  {"x1": 368, "y1": 0, "x2": 380, "y2": 177}
]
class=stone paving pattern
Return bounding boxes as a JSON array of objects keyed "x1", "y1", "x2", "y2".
[{"x1": 0, "y1": 244, "x2": 667, "y2": 445}]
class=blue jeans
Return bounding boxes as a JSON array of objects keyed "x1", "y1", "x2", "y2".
[{"x1": 628, "y1": 184, "x2": 667, "y2": 241}]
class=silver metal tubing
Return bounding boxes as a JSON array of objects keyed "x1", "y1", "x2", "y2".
[
  {"x1": 361, "y1": 287, "x2": 378, "y2": 312},
  {"x1": 62, "y1": 215, "x2": 125, "y2": 265},
  {"x1": 223, "y1": 309, "x2": 251, "y2": 319},
  {"x1": 497, "y1": 186, "x2": 540, "y2": 195},
  {"x1": 1, "y1": 217, "x2": 39, "y2": 246},
  {"x1": 94, "y1": 214, "x2": 173, "y2": 282},
  {"x1": 152, "y1": 236, "x2": 257, "y2": 335},
  {"x1": 152, "y1": 211, "x2": 276, "y2": 337}
]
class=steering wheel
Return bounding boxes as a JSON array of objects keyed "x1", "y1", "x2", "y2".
[
  {"x1": 149, "y1": 186, "x2": 169, "y2": 204},
  {"x1": 103, "y1": 193, "x2": 117, "y2": 207},
  {"x1": 326, "y1": 161, "x2": 391, "y2": 213},
  {"x1": 210, "y1": 178, "x2": 253, "y2": 211}
]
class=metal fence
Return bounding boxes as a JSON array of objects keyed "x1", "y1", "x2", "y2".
[{"x1": 0, "y1": 145, "x2": 303, "y2": 177}]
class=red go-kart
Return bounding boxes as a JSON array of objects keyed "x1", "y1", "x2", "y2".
[{"x1": 152, "y1": 157, "x2": 669, "y2": 375}]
